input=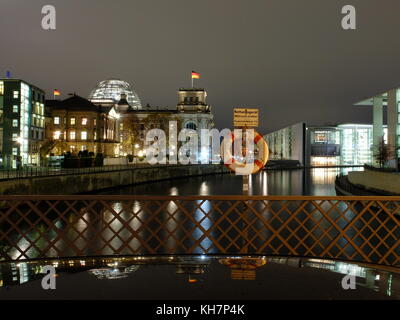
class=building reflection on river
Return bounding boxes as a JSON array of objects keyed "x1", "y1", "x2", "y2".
[
  {"x1": 0, "y1": 255, "x2": 398, "y2": 299},
  {"x1": 95, "y1": 167, "x2": 362, "y2": 196}
]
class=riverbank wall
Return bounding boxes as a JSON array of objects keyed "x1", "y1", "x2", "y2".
[
  {"x1": 0, "y1": 164, "x2": 231, "y2": 195},
  {"x1": 347, "y1": 168, "x2": 400, "y2": 195}
]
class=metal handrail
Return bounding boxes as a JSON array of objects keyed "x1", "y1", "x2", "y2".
[{"x1": 0, "y1": 196, "x2": 400, "y2": 265}]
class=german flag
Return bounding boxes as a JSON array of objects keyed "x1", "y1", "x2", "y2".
[
  {"x1": 192, "y1": 71, "x2": 200, "y2": 79},
  {"x1": 53, "y1": 89, "x2": 60, "y2": 96}
]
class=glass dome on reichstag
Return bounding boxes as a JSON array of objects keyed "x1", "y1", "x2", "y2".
[{"x1": 88, "y1": 79, "x2": 142, "y2": 110}]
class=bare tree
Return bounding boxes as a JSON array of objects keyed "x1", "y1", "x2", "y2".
[{"x1": 373, "y1": 136, "x2": 395, "y2": 168}]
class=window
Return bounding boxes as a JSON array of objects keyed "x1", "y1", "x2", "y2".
[
  {"x1": 13, "y1": 91, "x2": 19, "y2": 99},
  {"x1": 70, "y1": 117, "x2": 76, "y2": 125},
  {"x1": 13, "y1": 105, "x2": 18, "y2": 113},
  {"x1": 54, "y1": 117, "x2": 60, "y2": 125},
  {"x1": 119, "y1": 123, "x2": 123, "y2": 131},
  {"x1": 12, "y1": 119, "x2": 18, "y2": 127},
  {"x1": 70, "y1": 131, "x2": 76, "y2": 140},
  {"x1": 82, "y1": 118, "x2": 88, "y2": 125},
  {"x1": 93, "y1": 119, "x2": 97, "y2": 126},
  {"x1": 0, "y1": 81, "x2": 3, "y2": 95},
  {"x1": 81, "y1": 131, "x2": 87, "y2": 140},
  {"x1": 185, "y1": 122, "x2": 197, "y2": 131},
  {"x1": 12, "y1": 134, "x2": 18, "y2": 141},
  {"x1": 54, "y1": 131, "x2": 61, "y2": 140},
  {"x1": 12, "y1": 148, "x2": 18, "y2": 156}
]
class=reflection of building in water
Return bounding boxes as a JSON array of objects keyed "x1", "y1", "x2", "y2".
[
  {"x1": 89, "y1": 264, "x2": 139, "y2": 280},
  {"x1": 268, "y1": 257, "x2": 396, "y2": 296},
  {"x1": 0, "y1": 262, "x2": 42, "y2": 287},
  {"x1": 219, "y1": 257, "x2": 267, "y2": 280},
  {"x1": 175, "y1": 256, "x2": 210, "y2": 283}
]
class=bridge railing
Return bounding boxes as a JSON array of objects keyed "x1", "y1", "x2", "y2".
[
  {"x1": 0, "y1": 163, "x2": 204, "y2": 181},
  {"x1": 1, "y1": 195, "x2": 400, "y2": 267}
]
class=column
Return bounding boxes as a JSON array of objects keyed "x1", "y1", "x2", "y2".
[
  {"x1": 372, "y1": 96, "x2": 383, "y2": 151},
  {"x1": 387, "y1": 89, "x2": 398, "y2": 168}
]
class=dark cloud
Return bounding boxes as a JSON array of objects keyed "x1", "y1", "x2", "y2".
[{"x1": 1, "y1": 0, "x2": 399, "y2": 133}]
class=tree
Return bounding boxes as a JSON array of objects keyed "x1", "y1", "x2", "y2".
[{"x1": 373, "y1": 136, "x2": 395, "y2": 168}]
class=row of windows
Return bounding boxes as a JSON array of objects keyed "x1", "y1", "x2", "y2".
[
  {"x1": 12, "y1": 130, "x2": 43, "y2": 141},
  {"x1": 183, "y1": 97, "x2": 200, "y2": 103},
  {"x1": 0, "y1": 82, "x2": 44, "y2": 100},
  {"x1": 54, "y1": 116, "x2": 96, "y2": 126},
  {"x1": 54, "y1": 130, "x2": 90, "y2": 141},
  {"x1": 13, "y1": 90, "x2": 44, "y2": 102}
]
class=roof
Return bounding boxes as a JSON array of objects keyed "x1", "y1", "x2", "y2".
[
  {"x1": 46, "y1": 95, "x2": 102, "y2": 112},
  {"x1": 0, "y1": 78, "x2": 45, "y2": 93},
  {"x1": 179, "y1": 88, "x2": 205, "y2": 92}
]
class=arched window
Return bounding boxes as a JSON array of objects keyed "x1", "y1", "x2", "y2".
[{"x1": 185, "y1": 122, "x2": 197, "y2": 131}]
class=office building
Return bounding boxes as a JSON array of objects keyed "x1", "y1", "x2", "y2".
[
  {"x1": 0, "y1": 79, "x2": 45, "y2": 168},
  {"x1": 264, "y1": 122, "x2": 387, "y2": 167}
]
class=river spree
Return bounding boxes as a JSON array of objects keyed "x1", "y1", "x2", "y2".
[{"x1": 95, "y1": 167, "x2": 361, "y2": 196}]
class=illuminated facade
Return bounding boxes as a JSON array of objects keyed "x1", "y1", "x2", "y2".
[
  {"x1": 117, "y1": 88, "x2": 214, "y2": 160},
  {"x1": 45, "y1": 80, "x2": 215, "y2": 161},
  {"x1": 0, "y1": 79, "x2": 45, "y2": 168},
  {"x1": 265, "y1": 122, "x2": 387, "y2": 167},
  {"x1": 45, "y1": 95, "x2": 119, "y2": 156},
  {"x1": 356, "y1": 88, "x2": 400, "y2": 167}
]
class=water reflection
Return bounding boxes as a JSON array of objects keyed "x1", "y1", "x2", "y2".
[
  {"x1": 0, "y1": 255, "x2": 398, "y2": 300},
  {"x1": 96, "y1": 168, "x2": 362, "y2": 196},
  {"x1": 89, "y1": 264, "x2": 140, "y2": 280}
]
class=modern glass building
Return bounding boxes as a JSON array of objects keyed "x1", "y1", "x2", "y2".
[
  {"x1": 307, "y1": 126, "x2": 341, "y2": 166},
  {"x1": 264, "y1": 122, "x2": 306, "y2": 165},
  {"x1": 339, "y1": 124, "x2": 376, "y2": 166},
  {"x1": 0, "y1": 79, "x2": 45, "y2": 168},
  {"x1": 88, "y1": 79, "x2": 142, "y2": 110},
  {"x1": 264, "y1": 122, "x2": 387, "y2": 167}
]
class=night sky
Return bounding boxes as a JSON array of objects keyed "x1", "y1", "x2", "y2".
[{"x1": 1, "y1": 0, "x2": 400, "y2": 133}]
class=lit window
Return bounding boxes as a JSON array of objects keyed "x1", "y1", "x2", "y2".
[
  {"x1": 82, "y1": 118, "x2": 88, "y2": 125},
  {"x1": 12, "y1": 119, "x2": 18, "y2": 127},
  {"x1": 12, "y1": 134, "x2": 18, "y2": 141},
  {"x1": 93, "y1": 119, "x2": 97, "y2": 126},
  {"x1": 0, "y1": 81, "x2": 3, "y2": 95},
  {"x1": 13, "y1": 91, "x2": 19, "y2": 99},
  {"x1": 70, "y1": 117, "x2": 76, "y2": 125},
  {"x1": 70, "y1": 131, "x2": 76, "y2": 140},
  {"x1": 13, "y1": 105, "x2": 18, "y2": 113},
  {"x1": 54, "y1": 131, "x2": 61, "y2": 140},
  {"x1": 12, "y1": 148, "x2": 18, "y2": 155},
  {"x1": 119, "y1": 123, "x2": 123, "y2": 130},
  {"x1": 54, "y1": 117, "x2": 60, "y2": 125},
  {"x1": 81, "y1": 131, "x2": 87, "y2": 140}
]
